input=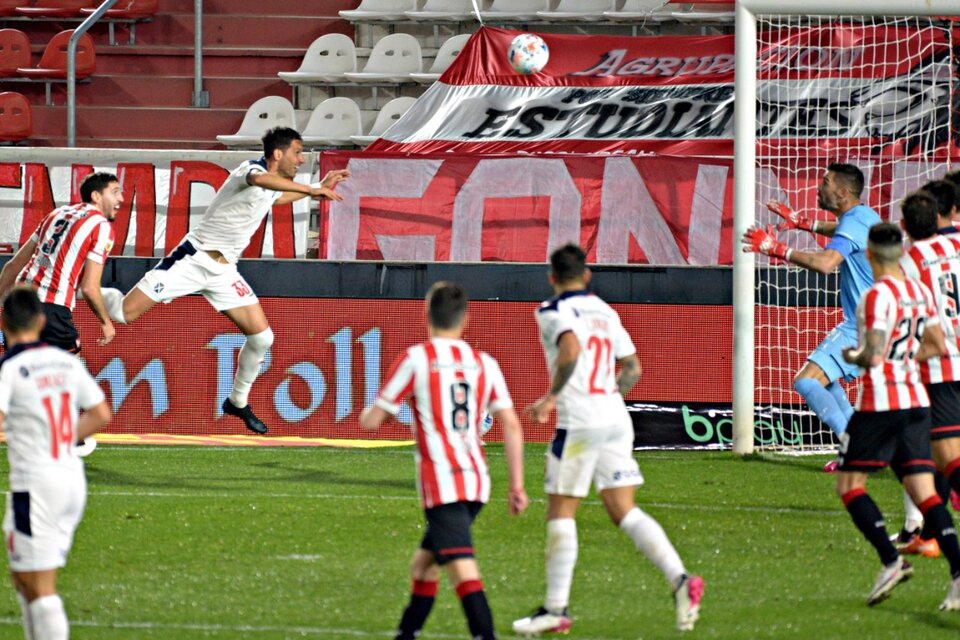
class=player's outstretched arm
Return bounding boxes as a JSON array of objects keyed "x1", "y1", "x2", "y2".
[
  {"x1": 0, "y1": 239, "x2": 37, "y2": 300},
  {"x1": 616, "y1": 354, "x2": 641, "y2": 397},
  {"x1": 917, "y1": 323, "x2": 948, "y2": 362},
  {"x1": 842, "y1": 329, "x2": 886, "y2": 369},
  {"x1": 359, "y1": 404, "x2": 390, "y2": 431},
  {"x1": 76, "y1": 400, "x2": 111, "y2": 441},
  {"x1": 80, "y1": 259, "x2": 115, "y2": 346},
  {"x1": 496, "y1": 406, "x2": 528, "y2": 516},
  {"x1": 525, "y1": 332, "x2": 580, "y2": 424}
]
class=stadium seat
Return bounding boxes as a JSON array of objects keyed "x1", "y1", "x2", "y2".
[
  {"x1": 405, "y1": 0, "x2": 479, "y2": 22},
  {"x1": 672, "y1": 3, "x2": 735, "y2": 23},
  {"x1": 0, "y1": 0, "x2": 21, "y2": 16},
  {"x1": 0, "y1": 29, "x2": 30, "y2": 78},
  {"x1": 17, "y1": 30, "x2": 95, "y2": 79},
  {"x1": 14, "y1": 0, "x2": 91, "y2": 18},
  {"x1": 351, "y1": 96, "x2": 416, "y2": 146},
  {"x1": 0, "y1": 91, "x2": 32, "y2": 142},
  {"x1": 216, "y1": 95, "x2": 296, "y2": 148},
  {"x1": 278, "y1": 33, "x2": 357, "y2": 85},
  {"x1": 301, "y1": 97, "x2": 363, "y2": 148},
  {"x1": 79, "y1": 0, "x2": 157, "y2": 19},
  {"x1": 538, "y1": 0, "x2": 614, "y2": 21},
  {"x1": 339, "y1": 0, "x2": 416, "y2": 22},
  {"x1": 481, "y1": 0, "x2": 546, "y2": 21},
  {"x1": 604, "y1": 0, "x2": 673, "y2": 20},
  {"x1": 343, "y1": 33, "x2": 421, "y2": 84},
  {"x1": 410, "y1": 33, "x2": 469, "y2": 84}
]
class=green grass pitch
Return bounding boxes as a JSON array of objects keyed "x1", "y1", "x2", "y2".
[{"x1": 0, "y1": 445, "x2": 958, "y2": 639}]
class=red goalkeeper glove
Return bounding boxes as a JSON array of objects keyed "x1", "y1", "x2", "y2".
[
  {"x1": 768, "y1": 201, "x2": 816, "y2": 233},
  {"x1": 743, "y1": 224, "x2": 791, "y2": 261}
]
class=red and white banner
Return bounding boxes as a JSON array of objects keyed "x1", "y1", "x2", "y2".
[
  {"x1": 0, "y1": 149, "x2": 316, "y2": 258},
  {"x1": 369, "y1": 25, "x2": 959, "y2": 158}
]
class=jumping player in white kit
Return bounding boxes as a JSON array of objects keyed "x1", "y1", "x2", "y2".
[
  {"x1": 0, "y1": 285, "x2": 112, "y2": 639},
  {"x1": 513, "y1": 243, "x2": 703, "y2": 635},
  {"x1": 99, "y1": 127, "x2": 349, "y2": 434}
]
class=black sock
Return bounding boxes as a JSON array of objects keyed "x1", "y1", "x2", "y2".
[
  {"x1": 456, "y1": 579, "x2": 495, "y2": 640},
  {"x1": 921, "y1": 472, "x2": 954, "y2": 539},
  {"x1": 843, "y1": 489, "x2": 898, "y2": 566},
  {"x1": 395, "y1": 580, "x2": 438, "y2": 640},
  {"x1": 918, "y1": 497, "x2": 960, "y2": 579}
]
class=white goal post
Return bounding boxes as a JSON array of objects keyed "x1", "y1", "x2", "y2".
[{"x1": 732, "y1": 0, "x2": 958, "y2": 455}]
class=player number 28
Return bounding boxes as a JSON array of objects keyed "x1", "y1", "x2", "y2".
[{"x1": 887, "y1": 316, "x2": 927, "y2": 363}]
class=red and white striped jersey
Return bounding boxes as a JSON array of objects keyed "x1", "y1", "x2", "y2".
[
  {"x1": 0, "y1": 341, "x2": 105, "y2": 490},
  {"x1": 375, "y1": 337, "x2": 513, "y2": 509},
  {"x1": 855, "y1": 275, "x2": 939, "y2": 412},
  {"x1": 17, "y1": 204, "x2": 114, "y2": 310},
  {"x1": 900, "y1": 233, "x2": 960, "y2": 383}
]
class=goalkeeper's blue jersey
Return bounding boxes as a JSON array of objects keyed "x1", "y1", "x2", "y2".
[{"x1": 826, "y1": 203, "x2": 881, "y2": 331}]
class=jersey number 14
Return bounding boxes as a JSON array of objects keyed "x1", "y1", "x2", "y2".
[{"x1": 41, "y1": 392, "x2": 74, "y2": 460}]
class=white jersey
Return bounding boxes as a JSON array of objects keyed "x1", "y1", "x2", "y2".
[
  {"x1": 536, "y1": 290, "x2": 635, "y2": 429},
  {"x1": 0, "y1": 341, "x2": 105, "y2": 490},
  {"x1": 185, "y1": 159, "x2": 282, "y2": 264},
  {"x1": 855, "y1": 276, "x2": 938, "y2": 412},
  {"x1": 900, "y1": 233, "x2": 960, "y2": 384},
  {"x1": 375, "y1": 337, "x2": 513, "y2": 509}
]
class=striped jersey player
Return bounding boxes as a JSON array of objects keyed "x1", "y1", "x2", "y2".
[
  {"x1": 0, "y1": 172, "x2": 122, "y2": 353},
  {"x1": 0, "y1": 286, "x2": 112, "y2": 639},
  {"x1": 361, "y1": 281, "x2": 526, "y2": 640}
]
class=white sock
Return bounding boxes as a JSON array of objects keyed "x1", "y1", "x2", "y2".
[
  {"x1": 903, "y1": 489, "x2": 923, "y2": 533},
  {"x1": 229, "y1": 328, "x2": 274, "y2": 407},
  {"x1": 544, "y1": 518, "x2": 577, "y2": 612},
  {"x1": 28, "y1": 595, "x2": 67, "y2": 640},
  {"x1": 101, "y1": 288, "x2": 127, "y2": 324},
  {"x1": 619, "y1": 507, "x2": 686, "y2": 588},
  {"x1": 16, "y1": 593, "x2": 35, "y2": 640}
]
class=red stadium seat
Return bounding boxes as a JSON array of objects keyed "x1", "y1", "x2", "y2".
[
  {"x1": 0, "y1": 0, "x2": 22, "y2": 17},
  {"x1": 14, "y1": 0, "x2": 92, "y2": 18},
  {"x1": 0, "y1": 29, "x2": 30, "y2": 78},
  {"x1": 79, "y1": 0, "x2": 157, "y2": 19},
  {"x1": 17, "y1": 30, "x2": 96, "y2": 79},
  {"x1": 0, "y1": 92, "x2": 32, "y2": 142}
]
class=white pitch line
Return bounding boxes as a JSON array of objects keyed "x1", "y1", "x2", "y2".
[
  {"x1": 0, "y1": 616, "x2": 630, "y2": 640},
  {"x1": 85, "y1": 490, "x2": 843, "y2": 516}
]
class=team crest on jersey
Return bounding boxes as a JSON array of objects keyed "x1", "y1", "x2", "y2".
[
  {"x1": 153, "y1": 283, "x2": 165, "y2": 295},
  {"x1": 19, "y1": 366, "x2": 29, "y2": 378}
]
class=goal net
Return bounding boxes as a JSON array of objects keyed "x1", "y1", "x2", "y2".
[{"x1": 733, "y1": 5, "x2": 957, "y2": 452}]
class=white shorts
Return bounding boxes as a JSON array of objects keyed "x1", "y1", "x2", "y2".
[
  {"x1": 3, "y1": 473, "x2": 86, "y2": 572},
  {"x1": 137, "y1": 240, "x2": 259, "y2": 312},
  {"x1": 544, "y1": 423, "x2": 644, "y2": 498}
]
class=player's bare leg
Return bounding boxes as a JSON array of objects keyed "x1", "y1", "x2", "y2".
[
  {"x1": 220, "y1": 302, "x2": 272, "y2": 434},
  {"x1": 112, "y1": 286, "x2": 159, "y2": 325},
  {"x1": 601, "y1": 486, "x2": 702, "y2": 631},
  {"x1": 11, "y1": 569, "x2": 67, "y2": 640}
]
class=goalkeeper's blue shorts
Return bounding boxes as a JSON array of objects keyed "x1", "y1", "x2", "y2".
[{"x1": 808, "y1": 323, "x2": 860, "y2": 384}]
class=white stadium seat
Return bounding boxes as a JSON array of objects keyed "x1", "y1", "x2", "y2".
[
  {"x1": 217, "y1": 96, "x2": 296, "y2": 148},
  {"x1": 339, "y1": 0, "x2": 417, "y2": 22},
  {"x1": 405, "y1": 0, "x2": 479, "y2": 22},
  {"x1": 351, "y1": 96, "x2": 418, "y2": 146},
  {"x1": 278, "y1": 33, "x2": 357, "y2": 85},
  {"x1": 481, "y1": 0, "x2": 547, "y2": 21},
  {"x1": 603, "y1": 0, "x2": 673, "y2": 21},
  {"x1": 302, "y1": 97, "x2": 363, "y2": 147},
  {"x1": 538, "y1": 0, "x2": 614, "y2": 21},
  {"x1": 343, "y1": 33, "x2": 422, "y2": 84},
  {"x1": 410, "y1": 33, "x2": 470, "y2": 84}
]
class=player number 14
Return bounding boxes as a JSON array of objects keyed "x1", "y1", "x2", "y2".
[{"x1": 41, "y1": 392, "x2": 74, "y2": 460}]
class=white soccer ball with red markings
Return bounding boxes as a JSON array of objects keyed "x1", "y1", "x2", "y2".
[{"x1": 508, "y1": 33, "x2": 549, "y2": 75}]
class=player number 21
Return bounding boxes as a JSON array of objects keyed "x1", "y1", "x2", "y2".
[
  {"x1": 41, "y1": 392, "x2": 74, "y2": 460},
  {"x1": 587, "y1": 335, "x2": 613, "y2": 394}
]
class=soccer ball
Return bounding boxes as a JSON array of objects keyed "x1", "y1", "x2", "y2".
[{"x1": 508, "y1": 33, "x2": 549, "y2": 75}]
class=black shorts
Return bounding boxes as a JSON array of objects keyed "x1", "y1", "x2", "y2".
[
  {"x1": 40, "y1": 303, "x2": 80, "y2": 354},
  {"x1": 928, "y1": 382, "x2": 960, "y2": 441},
  {"x1": 838, "y1": 407, "x2": 936, "y2": 476},
  {"x1": 419, "y1": 501, "x2": 483, "y2": 566}
]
